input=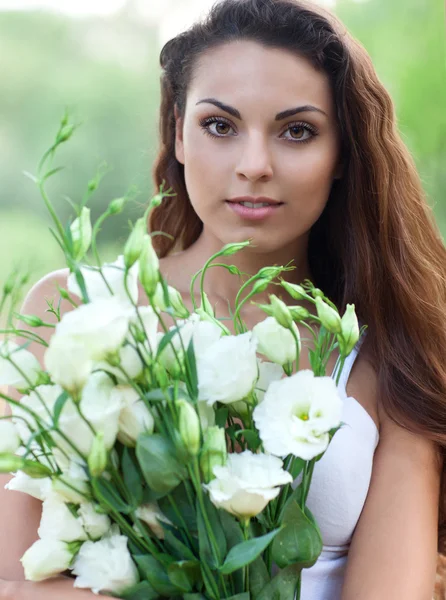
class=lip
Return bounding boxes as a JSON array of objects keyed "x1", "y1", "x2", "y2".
[{"x1": 225, "y1": 196, "x2": 283, "y2": 221}]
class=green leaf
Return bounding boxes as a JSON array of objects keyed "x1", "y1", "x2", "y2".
[
  {"x1": 156, "y1": 326, "x2": 181, "y2": 359},
  {"x1": 133, "y1": 554, "x2": 179, "y2": 596},
  {"x1": 144, "y1": 388, "x2": 167, "y2": 403},
  {"x1": 219, "y1": 511, "x2": 244, "y2": 592},
  {"x1": 185, "y1": 337, "x2": 199, "y2": 400},
  {"x1": 220, "y1": 528, "x2": 281, "y2": 575},
  {"x1": 163, "y1": 529, "x2": 196, "y2": 562},
  {"x1": 91, "y1": 476, "x2": 131, "y2": 514},
  {"x1": 225, "y1": 594, "x2": 250, "y2": 600},
  {"x1": 117, "y1": 580, "x2": 159, "y2": 600},
  {"x1": 122, "y1": 447, "x2": 143, "y2": 507},
  {"x1": 52, "y1": 390, "x2": 70, "y2": 427},
  {"x1": 196, "y1": 494, "x2": 227, "y2": 569},
  {"x1": 215, "y1": 406, "x2": 229, "y2": 428},
  {"x1": 256, "y1": 563, "x2": 302, "y2": 600},
  {"x1": 235, "y1": 429, "x2": 261, "y2": 451},
  {"x1": 289, "y1": 457, "x2": 305, "y2": 480},
  {"x1": 167, "y1": 560, "x2": 201, "y2": 593},
  {"x1": 183, "y1": 594, "x2": 208, "y2": 600},
  {"x1": 271, "y1": 500, "x2": 322, "y2": 569},
  {"x1": 158, "y1": 482, "x2": 197, "y2": 533},
  {"x1": 136, "y1": 433, "x2": 187, "y2": 496},
  {"x1": 248, "y1": 557, "x2": 270, "y2": 597}
]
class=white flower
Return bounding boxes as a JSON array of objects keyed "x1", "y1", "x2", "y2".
[
  {"x1": 0, "y1": 341, "x2": 41, "y2": 389},
  {"x1": 253, "y1": 317, "x2": 300, "y2": 366},
  {"x1": 131, "y1": 306, "x2": 159, "y2": 351},
  {"x1": 204, "y1": 451, "x2": 292, "y2": 519},
  {"x1": 135, "y1": 503, "x2": 172, "y2": 539},
  {"x1": 253, "y1": 370, "x2": 343, "y2": 460},
  {"x1": 115, "y1": 386, "x2": 154, "y2": 447},
  {"x1": 39, "y1": 494, "x2": 87, "y2": 542},
  {"x1": 5, "y1": 471, "x2": 52, "y2": 501},
  {"x1": 51, "y1": 459, "x2": 90, "y2": 504},
  {"x1": 70, "y1": 207, "x2": 92, "y2": 261},
  {"x1": 197, "y1": 400, "x2": 215, "y2": 431},
  {"x1": 52, "y1": 296, "x2": 132, "y2": 362},
  {"x1": 255, "y1": 359, "x2": 284, "y2": 404},
  {"x1": 0, "y1": 419, "x2": 21, "y2": 453},
  {"x1": 67, "y1": 255, "x2": 139, "y2": 306},
  {"x1": 73, "y1": 531, "x2": 139, "y2": 594},
  {"x1": 198, "y1": 332, "x2": 258, "y2": 405},
  {"x1": 45, "y1": 335, "x2": 93, "y2": 393},
  {"x1": 78, "y1": 503, "x2": 111, "y2": 540},
  {"x1": 21, "y1": 539, "x2": 74, "y2": 582}
]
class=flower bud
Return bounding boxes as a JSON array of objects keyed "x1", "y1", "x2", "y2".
[
  {"x1": 200, "y1": 291, "x2": 214, "y2": 318},
  {"x1": 269, "y1": 295, "x2": 293, "y2": 329},
  {"x1": 56, "y1": 124, "x2": 75, "y2": 144},
  {"x1": 124, "y1": 218, "x2": 146, "y2": 269},
  {"x1": 315, "y1": 297, "x2": 342, "y2": 334},
  {"x1": 289, "y1": 306, "x2": 310, "y2": 321},
  {"x1": 70, "y1": 207, "x2": 92, "y2": 261},
  {"x1": 312, "y1": 288, "x2": 324, "y2": 299},
  {"x1": 153, "y1": 283, "x2": 189, "y2": 319},
  {"x1": 251, "y1": 278, "x2": 270, "y2": 295},
  {"x1": 107, "y1": 197, "x2": 127, "y2": 215},
  {"x1": 221, "y1": 241, "x2": 250, "y2": 256},
  {"x1": 22, "y1": 459, "x2": 53, "y2": 479},
  {"x1": 200, "y1": 426, "x2": 227, "y2": 483},
  {"x1": 0, "y1": 454, "x2": 25, "y2": 473},
  {"x1": 3, "y1": 271, "x2": 16, "y2": 295},
  {"x1": 257, "y1": 266, "x2": 283, "y2": 279},
  {"x1": 88, "y1": 431, "x2": 108, "y2": 477},
  {"x1": 0, "y1": 420, "x2": 20, "y2": 454},
  {"x1": 152, "y1": 363, "x2": 169, "y2": 389},
  {"x1": 338, "y1": 304, "x2": 360, "y2": 355},
  {"x1": 16, "y1": 314, "x2": 45, "y2": 328},
  {"x1": 281, "y1": 281, "x2": 307, "y2": 301},
  {"x1": 177, "y1": 400, "x2": 201, "y2": 457},
  {"x1": 149, "y1": 193, "x2": 164, "y2": 208},
  {"x1": 139, "y1": 236, "x2": 160, "y2": 297}
]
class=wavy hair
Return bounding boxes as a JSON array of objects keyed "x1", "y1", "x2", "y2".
[{"x1": 150, "y1": 0, "x2": 446, "y2": 550}]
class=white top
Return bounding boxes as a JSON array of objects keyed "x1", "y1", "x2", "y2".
[{"x1": 298, "y1": 335, "x2": 380, "y2": 598}]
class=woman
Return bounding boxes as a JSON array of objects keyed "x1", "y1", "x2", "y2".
[{"x1": 1, "y1": 0, "x2": 445, "y2": 598}]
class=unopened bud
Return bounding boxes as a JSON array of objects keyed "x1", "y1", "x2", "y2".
[
  {"x1": 152, "y1": 363, "x2": 169, "y2": 389},
  {"x1": 107, "y1": 197, "x2": 127, "y2": 215},
  {"x1": 199, "y1": 426, "x2": 227, "y2": 483},
  {"x1": 177, "y1": 400, "x2": 201, "y2": 457},
  {"x1": 149, "y1": 193, "x2": 164, "y2": 208},
  {"x1": 200, "y1": 292, "x2": 214, "y2": 318},
  {"x1": 3, "y1": 271, "x2": 16, "y2": 295},
  {"x1": 269, "y1": 294, "x2": 293, "y2": 329},
  {"x1": 88, "y1": 431, "x2": 108, "y2": 477},
  {"x1": 70, "y1": 207, "x2": 92, "y2": 261},
  {"x1": 139, "y1": 235, "x2": 160, "y2": 297},
  {"x1": 312, "y1": 288, "x2": 324, "y2": 299},
  {"x1": 221, "y1": 241, "x2": 250, "y2": 256},
  {"x1": 315, "y1": 297, "x2": 342, "y2": 334},
  {"x1": 251, "y1": 278, "x2": 270, "y2": 295},
  {"x1": 57, "y1": 124, "x2": 75, "y2": 144},
  {"x1": 154, "y1": 283, "x2": 189, "y2": 319},
  {"x1": 16, "y1": 314, "x2": 45, "y2": 328},
  {"x1": 21, "y1": 459, "x2": 53, "y2": 479},
  {"x1": 281, "y1": 281, "x2": 307, "y2": 301},
  {"x1": 257, "y1": 266, "x2": 283, "y2": 279},
  {"x1": 124, "y1": 217, "x2": 147, "y2": 269},
  {"x1": 289, "y1": 306, "x2": 310, "y2": 321},
  {"x1": 338, "y1": 304, "x2": 359, "y2": 355}
]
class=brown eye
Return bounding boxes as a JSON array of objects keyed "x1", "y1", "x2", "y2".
[
  {"x1": 289, "y1": 125, "x2": 305, "y2": 140},
  {"x1": 282, "y1": 121, "x2": 319, "y2": 144},
  {"x1": 210, "y1": 121, "x2": 232, "y2": 136},
  {"x1": 199, "y1": 116, "x2": 236, "y2": 138}
]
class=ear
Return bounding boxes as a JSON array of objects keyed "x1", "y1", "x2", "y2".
[{"x1": 174, "y1": 105, "x2": 185, "y2": 165}]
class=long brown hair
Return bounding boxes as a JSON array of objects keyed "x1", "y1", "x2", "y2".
[{"x1": 150, "y1": 0, "x2": 446, "y2": 550}]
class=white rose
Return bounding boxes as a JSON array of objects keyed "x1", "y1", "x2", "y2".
[
  {"x1": 21, "y1": 539, "x2": 74, "y2": 582},
  {"x1": 255, "y1": 359, "x2": 284, "y2": 404},
  {"x1": 53, "y1": 296, "x2": 131, "y2": 361},
  {"x1": 78, "y1": 503, "x2": 111, "y2": 540},
  {"x1": 5, "y1": 471, "x2": 52, "y2": 501},
  {"x1": 253, "y1": 317, "x2": 301, "y2": 366},
  {"x1": 135, "y1": 503, "x2": 172, "y2": 539},
  {"x1": 204, "y1": 451, "x2": 292, "y2": 519},
  {"x1": 67, "y1": 255, "x2": 139, "y2": 306},
  {"x1": 0, "y1": 419, "x2": 21, "y2": 453},
  {"x1": 198, "y1": 332, "x2": 258, "y2": 405},
  {"x1": 253, "y1": 370, "x2": 343, "y2": 460},
  {"x1": 0, "y1": 341, "x2": 41, "y2": 389},
  {"x1": 45, "y1": 335, "x2": 93, "y2": 393},
  {"x1": 39, "y1": 494, "x2": 87, "y2": 542},
  {"x1": 73, "y1": 531, "x2": 139, "y2": 594},
  {"x1": 115, "y1": 386, "x2": 154, "y2": 447}
]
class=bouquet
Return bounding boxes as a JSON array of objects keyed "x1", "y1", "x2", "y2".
[{"x1": 0, "y1": 116, "x2": 364, "y2": 599}]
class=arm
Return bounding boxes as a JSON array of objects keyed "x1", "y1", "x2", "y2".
[
  {"x1": 341, "y1": 406, "x2": 441, "y2": 600},
  {"x1": 0, "y1": 270, "x2": 99, "y2": 599}
]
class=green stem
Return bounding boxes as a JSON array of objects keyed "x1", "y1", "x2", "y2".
[{"x1": 241, "y1": 520, "x2": 250, "y2": 593}]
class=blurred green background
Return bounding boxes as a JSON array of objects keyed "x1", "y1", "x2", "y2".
[{"x1": 0, "y1": 0, "x2": 444, "y2": 298}]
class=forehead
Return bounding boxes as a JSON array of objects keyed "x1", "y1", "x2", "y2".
[{"x1": 188, "y1": 40, "x2": 334, "y2": 117}]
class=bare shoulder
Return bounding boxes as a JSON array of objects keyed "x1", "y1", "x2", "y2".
[
  {"x1": 346, "y1": 341, "x2": 380, "y2": 431},
  {"x1": 22, "y1": 268, "x2": 69, "y2": 313}
]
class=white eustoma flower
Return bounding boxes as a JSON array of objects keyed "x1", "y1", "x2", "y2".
[
  {"x1": 5, "y1": 471, "x2": 52, "y2": 501},
  {"x1": 255, "y1": 359, "x2": 284, "y2": 404},
  {"x1": 44, "y1": 335, "x2": 93, "y2": 393},
  {"x1": 135, "y1": 503, "x2": 172, "y2": 539},
  {"x1": 253, "y1": 370, "x2": 343, "y2": 460},
  {"x1": 21, "y1": 539, "x2": 74, "y2": 582},
  {"x1": 67, "y1": 255, "x2": 139, "y2": 306},
  {"x1": 52, "y1": 296, "x2": 132, "y2": 362},
  {"x1": 39, "y1": 494, "x2": 87, "y2": 542},
  {"x1": 51, "y1": 459, "x2": 90, "y2": 504},
  {"x1": 198, "y1": 332, "x2": 258, "y2": 406},
  {"x1": 204, "y1": 451, "x2": 292, "y2": 519},
  {"x1": 0, "y1": 340, "x2": 41, "y2": 389},
  {"x1": 73, "y1": 530, "x2": 139, "y2": 594},
  {"x1": 78, "y1": 503, "x2": 111, "y2": 540},
  {"x1": 253, "y1": 317, "x2": 300, "y2": 366},
  {"x1": 114, "y1": 386, "x2": 154, "y2": 447},
  {"x1": 0, "y1": 419, "x2": 21, "y2": 453}
]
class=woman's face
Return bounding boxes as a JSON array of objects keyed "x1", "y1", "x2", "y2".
[{"x1": 175, "y1": 40, "x2": 342, "y2": 254}]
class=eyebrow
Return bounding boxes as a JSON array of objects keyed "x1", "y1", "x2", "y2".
[{"x1": 195, "y1": 97, "x2": 328, "y2": 120}]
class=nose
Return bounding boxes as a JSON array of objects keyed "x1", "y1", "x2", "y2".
[{"x1": 235, "y1": 133, "x2": 274, "y2": 182}]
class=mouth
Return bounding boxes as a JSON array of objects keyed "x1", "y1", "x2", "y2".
[{"x1": 225, "y1": 197, "x2": 284, "y2": 221}]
